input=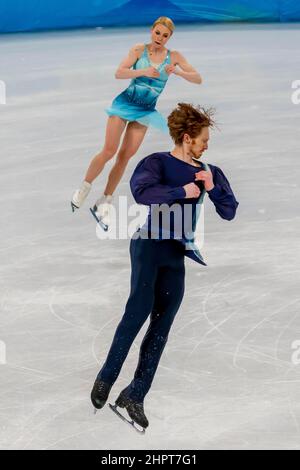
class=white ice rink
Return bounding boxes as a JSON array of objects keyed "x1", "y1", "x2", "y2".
[{"x1": 0, "y1": 22, "x2": 300, "y2": 450}]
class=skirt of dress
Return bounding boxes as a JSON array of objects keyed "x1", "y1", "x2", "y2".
[{"x1": 104, "y1": 90, "x2": 169, "y2": 134}]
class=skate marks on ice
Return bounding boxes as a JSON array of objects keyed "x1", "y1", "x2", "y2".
[{"x1": 158, "y1": 259, "x2": 300, "y2": 449}]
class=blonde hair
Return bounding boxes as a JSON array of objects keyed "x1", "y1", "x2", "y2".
[{"x1": 152, "y1": 16, "x2": 175, "y2": 35}]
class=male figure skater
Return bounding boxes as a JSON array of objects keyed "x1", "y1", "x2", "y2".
[{"x1": 91, "y1": 103, "x2": 239, "y2": 433}]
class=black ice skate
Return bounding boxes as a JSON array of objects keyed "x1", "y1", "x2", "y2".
[
  {"x1": 109, "y1": 392, "x2": 149, "y2": 434},
  {"x1": 91, "y1": 379, "x2": 112, "y2": 414}
]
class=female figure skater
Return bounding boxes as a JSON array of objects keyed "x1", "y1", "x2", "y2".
[
  {"x1": 90, "y1": 103, "x2": 239, "y2": 433},
  {"x1": 71, "y1": 16, "x2": 202, "y2": 230}
]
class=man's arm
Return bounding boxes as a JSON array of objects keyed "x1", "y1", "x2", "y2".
[
  {"x1": 130, "y1": 155, "x2": 186, "y2": 205},
  {"x1": 206, "y1": 165, "x2": 239, "y2": 221}
]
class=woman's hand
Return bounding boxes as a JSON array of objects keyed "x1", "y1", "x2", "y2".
[
  {"x1": 143, "y1": 66, "x2": 160, "y2": 78},
  {"x1": 183, "y1": 183, "x2": 201, "y2": 199},
  {"x1": 167, "y1": 51, "x2": 202, "y2": 83},
  {"x1": 164, "y1": 64, "x2": 178, "y2": 75},
  {"x1": 195, "y1": 170, "x2": 214, "y2": 191}
]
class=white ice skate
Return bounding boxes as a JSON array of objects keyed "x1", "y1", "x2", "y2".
[
  {"x1": 71, "y1": 181, "x2": 92, "y2": 212},
  {"x1": 90, "y1": 194, "x2": 114, "y2": 232}
]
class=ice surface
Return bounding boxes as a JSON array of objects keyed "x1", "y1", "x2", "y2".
[{"x1": 0, "y1": 22, "x2": 300, "y2": 450}]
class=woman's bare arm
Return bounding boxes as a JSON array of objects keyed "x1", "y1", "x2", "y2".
[
  {"x1": 115, "y1": 44, "x2": 146, "y2": 79},
  {"x1": 171, "y1": 51, "x2": 202, "y2": 84}
]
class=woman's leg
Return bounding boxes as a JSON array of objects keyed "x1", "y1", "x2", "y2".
[
  {"x1": 84, "y1": 115, "x2": 127, "y2": 184},
  {"x1": 103, "y1": 120, "x2": 148, "y2": 196},
  {"x1": 122, "y1": 245, "x2": 186, "y2": 402},
  {"x1": 97, "y1": 238, "x2": 159, "y2": 385}
]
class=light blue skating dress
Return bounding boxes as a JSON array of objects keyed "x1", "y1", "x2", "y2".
[{"x1": 105, "y1": 44, "x2": 171, "y2": 133}]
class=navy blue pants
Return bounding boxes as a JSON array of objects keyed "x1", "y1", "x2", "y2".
[{"x1": 97, "y1": 234, "x2": 185, "y2": 402}]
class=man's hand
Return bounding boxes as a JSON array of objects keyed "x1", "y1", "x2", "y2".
[
  {"x1": 195, "y1": 169, "x2": 214, "y2": 191},
  {"x1": 183, "y1": 182, "x2": 201, "y2": 199}
]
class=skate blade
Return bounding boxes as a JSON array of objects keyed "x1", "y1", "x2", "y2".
[
  {"x1": 90, "y1": 207, "x2": 109, "y2": 232},
  {"x1": 93, "y1": 407, "x2": 98, "y2": 415},
  {"x1": 109, "y1": 403, "x2": 145, "y2": 435},
  {"x1": 71, "y1": 201, "x2": 79, "y2": 213}
]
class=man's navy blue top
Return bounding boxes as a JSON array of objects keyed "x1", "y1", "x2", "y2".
[{"x1": 130, "y1": 151, "x2": 239, "y2": 266}]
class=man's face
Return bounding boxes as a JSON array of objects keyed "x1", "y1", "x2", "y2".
[{"x1": 186, "y1": 127, "x2": 210, "y2": 159}]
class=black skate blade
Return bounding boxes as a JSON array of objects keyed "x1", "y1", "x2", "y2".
[
  {"x1": 109, "y1": 403, "x2": 145, "y2": 435},
  {"x1": 90, "y1": 207, "x2": 109, "y2": 232},
  {"x1": 93, "y1": 407, "x2": 98, "y2": 415},
  {"x1": 71, "y1": 201, "x2": 79, "y2": 213}
]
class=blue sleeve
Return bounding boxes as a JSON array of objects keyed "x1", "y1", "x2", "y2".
[
  {"x1": 130, "y1": 155, "x2": 186, "y2": 205},
  {"x1": 206, "y1": 165, "x2": 239, "y2": 221}
]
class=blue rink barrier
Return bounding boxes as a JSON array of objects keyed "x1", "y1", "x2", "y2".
[{"x1": 0, "y1": 0, "x2": 299, "y2": 34}]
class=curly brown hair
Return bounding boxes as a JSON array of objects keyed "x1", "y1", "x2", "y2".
[{"x1": 167, "y1": 103, "x2": 215, "y2": 145}]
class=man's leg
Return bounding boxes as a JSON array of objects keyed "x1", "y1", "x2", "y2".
[
  {"x1": 96, "y1": 237, "x2": 159, "y2": 385},
  {"x1": 121, "y1": 246, "x2": 185, "y2": 401}
]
